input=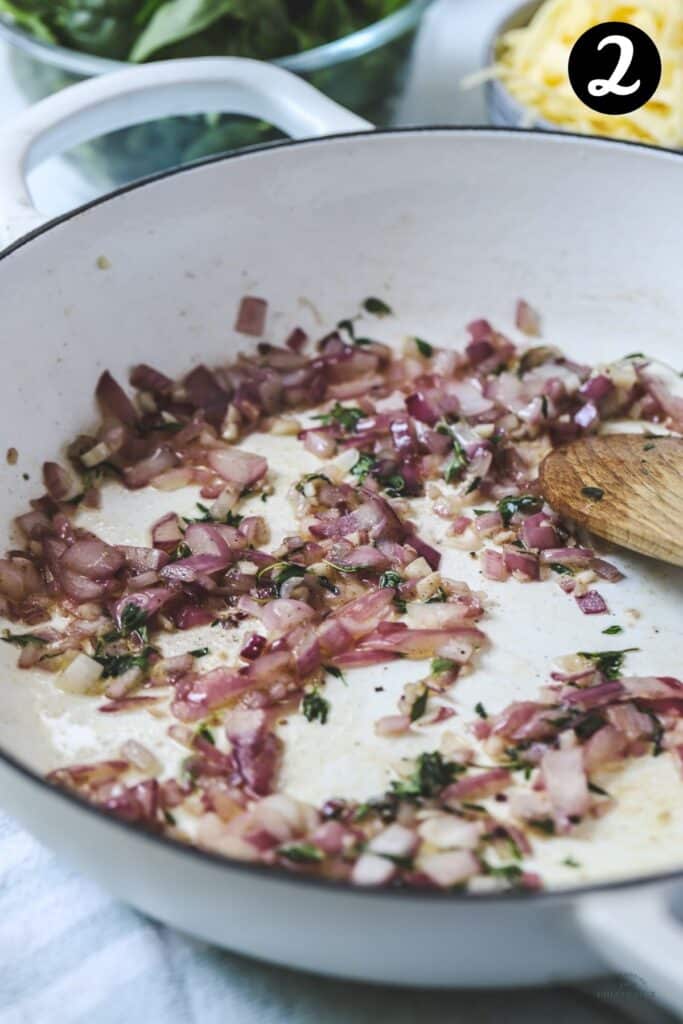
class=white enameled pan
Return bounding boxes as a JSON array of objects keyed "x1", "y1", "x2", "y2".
[{"x1": 0, "y1": 58, "x2": 682, "y2": 1012}]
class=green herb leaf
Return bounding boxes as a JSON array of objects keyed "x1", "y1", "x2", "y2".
[
  {"x1": 530, "y1": 817, "x2": 555, "y2": 835},
  {"x1": 324, "y1": 665, "x2": 347, "y2": 685},
  {"x1": 577, "y1": 648, "x2": 639, "y2": 680},
  {"x1": 483, "y1": 862, "x2": 524, "y2": 884},
  {"x1": 391, "y1": 751, "x2": 463, "y2": 799},
  {"x1": 497, "y1": 494, "x2": 543, "y2": 526},
  {"x1": 549, "y1": 563, "x2": 573, "y2": 575},
  {"x1": 1, "y1": 630, "x2": 46, "y2": 648},
  {"x1": 197, "y1": 725, "x2": 215, "y2": 745},
  {"x1": 410, "y1": 687, "x2": 428, "y2": 722},
  {"x1": 183, "y1": 501, "x2": 242, "y2": 526},
  {"x1": 444, "y1": 438, "x2": 469, "y2": 485},
  {"x1": 363, "y1": 297, "x2": 392, "y2": 317},
  {"x1": 414, "y1": 337, "x2": 433, "y2": 358},
  {"x1": 379, "y1": 570, "x2": 402, "y2": 590},
  {"x1": 171, "y1": 541, "x2": 192, "y2": 562},
  {"x1": 337, "y1": 318, "x2": 356, "y2": 341},
  {"x1": 474, "y1": 701, "x2": 488, "y2": 719},
  {"x1": 350, "y1": 452, "x2": 376, "y2": 484},
  {"x1": 302, "y1": 689, "x2": 330, "y2": 725},
  {"x1": 382, "y1": 474, "x2": 406, "y2": 497},
  {"x1": 278, "y1": 842, "x2": 324, "y2": 864},
  {"x1": 120, "y1": 603, "x2": 148, "y2": 639},
  {"x1": 431, "y1": 657, "x2": 457, "y2": 675},
  {"x1": 581, "y1": 486, "x2": 604, "y2": 501},
  {"x1": 588, "y1": 781, "x2": 609, "y2": 796},
  {"x1": 563, "y1": 856, "x2": 581, "y2": 868},
  {"x1": 602, "y1": 625, "x2": 623, "y2": 635},
  {"x1": 189, "y1": 647, "x2": 209, "y2": 658},
  {"x1": 313, "y1": 402, "x2": 364, "y2": 433},
  {"x1": 94, "y1": 647, "x2": 154, "y2": 679},
  {"x1": 259, "y1": 561, "x2": 306, "y2": 596},
  {"x1": 183, "y1": 501, "x2": 213, "y2": 523}
]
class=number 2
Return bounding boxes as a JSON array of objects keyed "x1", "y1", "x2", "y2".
[{"x1": 588, "y1": 34, "x2": 641, "y2": 98}]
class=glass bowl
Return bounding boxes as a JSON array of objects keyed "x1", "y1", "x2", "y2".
[
  {"x1": 0, "y1": 1, "x2": 432, "y2": 189},
  {"x1": 485, "y1": 1, "x2": 551, "y2": 132}
]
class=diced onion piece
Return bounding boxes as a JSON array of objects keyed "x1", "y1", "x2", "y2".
[
  {"x1": 419, "y1": 850, "x2": 480, "y2": 888},
  {"x1": 368, "y1": 824, "x2": 418, "y2": 858},
  {"x1": 120, "y1": 739, "x2": 161, "y2": 775},
  {"x1": 57, "y1": 653, "x2": 103, "y2": 694},
  {"x1": 351, "y1": 853, "x2": 396, "y2": 887},
  {"x1": 235, "y1": 296, "x2": 267, "y2": 336}
]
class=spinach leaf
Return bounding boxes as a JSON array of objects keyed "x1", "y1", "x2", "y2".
[
  {"x1": 131, "y1": 0, "x2": 298, "y2": 62},
  {"x1": 0, "y1": 0, "x2": 412, "y2": 66},
  {"x1": 55, "y1": 1, "x2": 141, "y2": 59},
  {"x1": 0, "y1": 0, "x2": 57, "y2": 42}
]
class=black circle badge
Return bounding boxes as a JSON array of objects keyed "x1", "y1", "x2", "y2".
[{"x1": 568, "y1": 22, "x2": 661, "y2": 115}]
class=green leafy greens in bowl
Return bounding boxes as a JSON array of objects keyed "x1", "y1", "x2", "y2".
[
  {"x1": 0, "y1": 0, "x2": 411, "y2": 63},
  {"x1": 0, "y1": 0, "x2": 429, "y2": 189}
]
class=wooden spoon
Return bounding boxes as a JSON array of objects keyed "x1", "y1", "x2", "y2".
[{"x1": 539, "y1": 434, "x2": 683, "y2": 567}]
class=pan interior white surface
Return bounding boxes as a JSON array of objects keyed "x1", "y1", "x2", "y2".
[
  {"x1": 0, "y1": 132, "x2": 679, "y2": 892},
  {"x1": 0, "y1": 130, "x2": 682, "y2": 895}
]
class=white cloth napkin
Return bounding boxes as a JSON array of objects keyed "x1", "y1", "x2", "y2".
[{"x1": 0, "y1": 812, "x2": 672, "y2": 1024}]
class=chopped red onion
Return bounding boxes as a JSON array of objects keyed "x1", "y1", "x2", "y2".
[
  {"x1": 207, "y1": 448, "x2": 267, "y2": 488},
  {"x1": 482, "y1": 548, "x2": 509, "y2": 581},
  {"x1": 541, "y1": 746, "x2": 590, "y2": 828},
  {"x1": 375, "y1": 714, "x2": 411, "y2": 736},
  {"x1": 124, "y1": 447, "x2": 178, "y2": 489},
  {"x1": 96, "y1": 371, "x2": 138, "y2": 426},
  {"x1": 520, "y1": 512, "x2": 559, "y2": 550},
  {"x1": 235, "y1": 296, "x2": 268, "y2": 337},
  {"x1": 503, "y1": 546, "x2": 539, "y2": 580},
  {"x1": 43, "y1": 462, "x2": 74, "y2": 501},
  {"x1": 575, "y1": 590, "x2": 608, "y2": 615}
]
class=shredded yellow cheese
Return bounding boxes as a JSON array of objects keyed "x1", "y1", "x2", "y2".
[{"x1": 490, "y1": 0, "x2": 683, "y2": 147}]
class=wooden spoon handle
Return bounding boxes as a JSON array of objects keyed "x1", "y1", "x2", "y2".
[{"x1": 539, "y1": 434, "x2": 683, "y2": 567}]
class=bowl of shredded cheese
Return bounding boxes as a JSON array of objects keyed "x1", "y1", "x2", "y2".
[{"x1": 480, "y1": 0, "x2": 682, "y2": 149}]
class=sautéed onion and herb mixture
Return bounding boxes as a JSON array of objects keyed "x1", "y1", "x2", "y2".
[{"x1": 2, "y1": 296, "x2": 682, "y2": 892}]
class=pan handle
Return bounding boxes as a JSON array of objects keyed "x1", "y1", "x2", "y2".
[
  {"x1": 0, "y1": 57, "x2": 371, "y2": 244},
  {"x1": 578, "y1": 887, "x2": 683, "y2": 1015}
]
